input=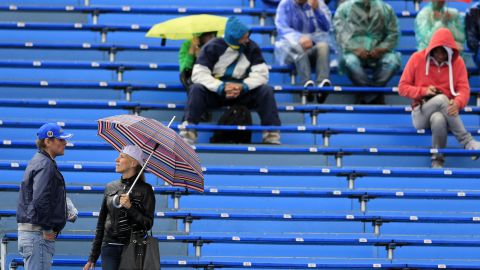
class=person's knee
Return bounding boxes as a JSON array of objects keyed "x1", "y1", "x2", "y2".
[
  {"x1": 189, "y1": 83, "x2": 205, "y2": 94},
  {"x1": 431, "y1": 94, "x2": 449, "y2": 105},
  {"x1": 343, "y1": 53, "x2": 361, "y2": 67},
  {"x1": 257, "y1": 84, "x2": 275, "y2": 97},
  {"x1": 343, "y1": 54, "x2": 363, "y2": 75},
  {"x1": 430, "y1": 111, "x2": 447, "y2": 129},
  {"x1": 315, "y1": 42, "x2": 329, "y2": 53}
]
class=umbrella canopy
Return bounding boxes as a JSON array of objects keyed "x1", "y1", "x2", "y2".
[
  {"x1": 97, "y1": 114, "x2": 204, "y2": 192},
  {"x1": 145, "y1": 14, "x2": 227, "y2": 40}
]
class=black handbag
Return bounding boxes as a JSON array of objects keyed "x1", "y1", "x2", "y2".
[{"x1": 119, "y1": 231, "x2": 161, "y2": 270}]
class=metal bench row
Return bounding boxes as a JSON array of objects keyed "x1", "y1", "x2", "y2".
[
  {"x1": 2, "y1": 119, "x2": 480, "y2": 147},
  {"x1": 2, "y1": 209, "x2": 479, "y2": 235},
  {"x1": 7, "y1": 257, "x2": 480, "y2": 270},
  {"x1": 0, "y1": 59, "x2": 477, "y2": 87},
  {"x1": 1, "y1": 80, "x2": 479, "y2": 105},
  {"x1": 0, "y1": 22, "x2": 417, "y2": 44},
  {"x1": 2, "y1": 139, "x2": 480, "y2": 167},
  {"x1": 0, "y1": 4, "x2": 422, "y2": 25},
  {"x1": 3, "y1": 232, "x2": 480, "y2": 260}
]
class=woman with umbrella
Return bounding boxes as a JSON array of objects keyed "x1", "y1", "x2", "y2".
[{"x1": 83, "y1": 145, "x2": 156, "y2": 270}]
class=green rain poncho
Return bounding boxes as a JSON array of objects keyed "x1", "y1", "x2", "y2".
[
  {"x1": 415, "y1": 2, "x2": 465, "y2": 51},
  {"x1": 333, "y1": 0, "x2": 401, "y2": 75},
  {"x1": 333, "y1": 0, "x2": 400, "y2": 54}
]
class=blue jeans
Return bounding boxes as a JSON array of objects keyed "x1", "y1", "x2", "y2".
[
  {"x1": 341, "y1": 52, "x2": 400, "y2": 103},
  {"x1": 474, "y1": 53, "x2": 480, "y2": 70},
  {"x1": 101, "y1": 243, "x2": 124, "y2": 270},
  {"x1": 18, "y1": 231, "x2": 55, "y2": 270}
]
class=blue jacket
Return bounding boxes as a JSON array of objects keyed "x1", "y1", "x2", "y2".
[
  {"x1": 275, "y1": 0, "x2": 330, "y2": 43},
  {"x1": 466, "y1": 3, "x2": 480, "y2": 56},
  {"x1": 17, "y1": 150, "x2": 67, "y2": 232}
]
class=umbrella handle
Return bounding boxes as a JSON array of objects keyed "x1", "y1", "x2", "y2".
[{"x1": 112, "y1": 194, "x2": 122, "y2": 209}]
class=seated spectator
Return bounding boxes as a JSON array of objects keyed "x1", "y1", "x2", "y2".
[
  {"x1": 180, "y1": 16, "x2": 282, "y2": 145},
  {"x1": 415, "y1": 0, "x2": 465, "y2": 52},
  {"x1": 274, "y1": 0, "x2": 332, "y2": 103},
  {"x1": 333, "y1": 0, "x2": 401, "y2": 104},
  {"x1": 399, "y1": 28, "x2": 479, "y2": 168},
  {"x1": 179, "y1": 31, "x2": 217, "y2": 92},
  {"x1": 466, "y1": 2, "x2": 480, "y2": 69}
]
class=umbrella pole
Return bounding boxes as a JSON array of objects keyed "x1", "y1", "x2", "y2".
[{"x1": 126, "y1": 116, "x2": 176, "y2": 195}]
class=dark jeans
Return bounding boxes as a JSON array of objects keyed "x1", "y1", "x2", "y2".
[
  {"x1": 474, "y1": 53, "x2": 480, "y2": 70},
  {"x1": 184, "y1": 83, "x2": 281, "y2": 126},
  {"x1": 101, "y1": 243, "x2": 124, "y2": 270},
  {"x1": 342, "y1": 52, "x2": 400, "y2": 104}
]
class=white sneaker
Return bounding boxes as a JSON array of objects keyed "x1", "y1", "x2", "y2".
[
  {"x1": 303, "y1": 80, "x2": 315, "y2": 88},
  {"x1": 303, "y1": 80, "x2": 315, "y2": 102},
  {"x1": 316, "y1": 79, "x2": 331, "y2": 103},
  {"x1": 179, "y1": 121, "x2": 197, "y2": 145},
  {"x1": 318, "y1": 79, "x2": 331, "y2": 88},
  {"x1": 262, "y1": 130, "x2": 281, "y2": 145}
]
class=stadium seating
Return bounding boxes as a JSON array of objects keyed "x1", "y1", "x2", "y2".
[{"x1": 0, "y1": 0, "x2": 479, "y2": 269}]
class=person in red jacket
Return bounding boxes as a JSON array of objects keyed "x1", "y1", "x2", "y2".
[{"x1": 399, "y1": 28, "x2": 480, "y2": 168}]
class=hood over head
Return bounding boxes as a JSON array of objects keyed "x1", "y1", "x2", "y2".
[
  {"x1": 224, "y1": 16, "x2": 249, "y2": 48},
  {"x1": 424, "y1": 28, "x2": 459, "y2": 96}
]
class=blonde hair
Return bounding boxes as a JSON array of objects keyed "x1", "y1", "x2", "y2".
[{"x1": 134, "y1": 164, "x2": 146, "y2": 182}]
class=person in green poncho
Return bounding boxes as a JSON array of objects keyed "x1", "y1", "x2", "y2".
[
  {"x1": 415, "y1": 0, "x2": 464, "y2": 52},
  {"x1": 333, "y1": 0, "x2": 401, "y2": 104},
  {"x1": 178, "y1": 32, "x2": 217, "y2": 93}
]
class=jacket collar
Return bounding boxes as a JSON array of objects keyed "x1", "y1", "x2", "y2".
[
  {"x1": 39, "y1": 149, "x2": 56, "y2": 163},
  {"x1": 121, "y1": 175, "x2": 137, "y2": 186}
]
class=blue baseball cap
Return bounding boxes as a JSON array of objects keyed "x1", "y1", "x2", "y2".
[{"x1": 37, "y1": 123, "x2": 73, "y2": 140}]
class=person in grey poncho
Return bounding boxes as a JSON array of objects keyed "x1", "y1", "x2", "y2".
[{"x1": 333, "y1": 0, "x2": 401, "y2": 104}]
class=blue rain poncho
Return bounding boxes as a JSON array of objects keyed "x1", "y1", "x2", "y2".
[
  {"x1": 415, "y1": 2, "x2": 465, "y2": 51},
  {"x1": 274, "y1": 0, "x2": 332, "y2": 65}
]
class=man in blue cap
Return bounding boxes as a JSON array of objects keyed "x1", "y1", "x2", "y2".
[
  {"x1": 180, "y1": 16, "x2": 282, "y2": 145},
  {"x1": 17, "y1": 123, "x2": 74, "y2": 270}
]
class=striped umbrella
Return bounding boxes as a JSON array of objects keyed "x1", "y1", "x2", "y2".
[{"x1": 97, "y1": 114, "x2": 204, "y2": 192}]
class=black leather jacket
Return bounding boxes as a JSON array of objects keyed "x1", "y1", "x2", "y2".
[{"x1": 88, "y1": 176, "x2": 155, "y2": 263}]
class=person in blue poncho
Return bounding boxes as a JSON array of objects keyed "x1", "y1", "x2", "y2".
[{"x1": 274, "y1": 0, "x2": 332, "y2": 103}]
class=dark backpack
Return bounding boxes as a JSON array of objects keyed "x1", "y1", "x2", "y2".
[{"x1": 210, "y1": 105, "x2": 252, "y2": 144}]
